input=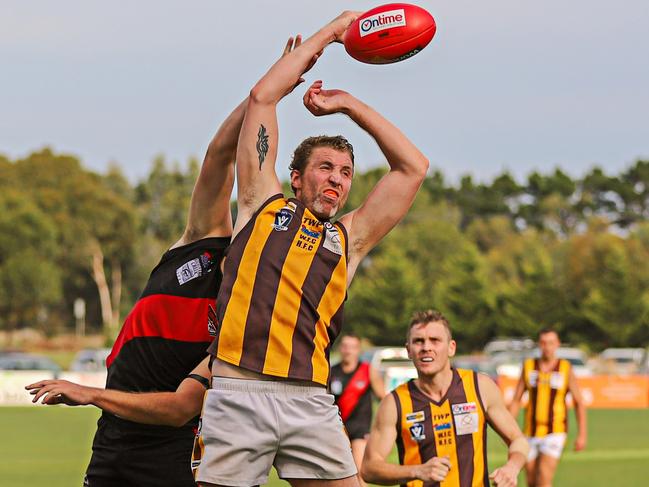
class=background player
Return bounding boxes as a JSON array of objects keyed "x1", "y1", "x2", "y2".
[
  {"x1": 330, "y1": 333, "x2": 386, "y2": 486},
  {"x1": 509, "y1": 328, "x2": 588, "y2": 487},
  {"x1": 28, "y1": 37, "x2": 304, "y2": 487},
  {"x1": 195, "y1": 10, "x2": 430, "y2": 487},
  {"x1": 362, "y1": 310, "x2": 529, "y2": 487}
]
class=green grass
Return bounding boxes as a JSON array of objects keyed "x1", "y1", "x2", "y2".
[{"x1": 1, "y1": 407, "x2": 648, "y2": 486}]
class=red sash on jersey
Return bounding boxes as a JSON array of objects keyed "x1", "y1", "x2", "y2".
[{"x1": 337, "y1": 362, "x2": 371, "y2": 422}]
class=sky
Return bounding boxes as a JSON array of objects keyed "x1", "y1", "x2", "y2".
[{"x1": 2, "y1": 0, "x2": 648, "y2": 185}]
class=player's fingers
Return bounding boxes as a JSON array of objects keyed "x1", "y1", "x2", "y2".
[
  {"x1": 32, "y1": 384, "x2": 56, "y2": 403},
  {"x1": 283, "y1": 37, "x2": 294, "y2": 56},
  {"x1": 295, "y1": 34, "x2": 302, "y2": 48},
  {"x1": 25, "y1": 380, "x2": 51, "y2": 390}
]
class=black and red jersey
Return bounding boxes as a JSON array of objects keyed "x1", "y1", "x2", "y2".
[{"x1": 106, "y1": 237, "x2": 229, "y2": 402}]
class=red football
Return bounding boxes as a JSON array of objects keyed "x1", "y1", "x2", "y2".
[{"x1": 344, "y1": 3, "x2": 436, "y2": 64}]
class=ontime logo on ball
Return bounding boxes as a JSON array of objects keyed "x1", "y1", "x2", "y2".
[{"x1": 359, "y1": 9, "x2": 407, "y2": 37}]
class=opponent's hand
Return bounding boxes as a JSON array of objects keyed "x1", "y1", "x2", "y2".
[
  {"x1": 303, "y1": 80, "x2": 351, "y2": 117},
  {"x1": 414, "y1": 456, "x2": 451, "y2": 482},
  {"x1": 574, "y1": 434, "x2": 587, "y2": 452},
  {"x1": 327, "y1": 10, "x2": 361, "y2": 43},
  {"x1": 489, "y1": 462, "x2": 519, "y2": 487},
  {"x1": 281, "y1": 35, "x2": 321, "y2": 96},
  {"x1": 25, "y1": 379, "x2": 100, "y2": 406}
]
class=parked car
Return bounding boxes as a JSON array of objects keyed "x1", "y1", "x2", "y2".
[
  {"x1": 451, "y1": 354, "x2": 499, "y2": 381},
  {"x1": 361, "y1": 347, "x2": 417, "y2": 392},
  {"x1": 598, "y1": 348, "x2": 646, "y2": 374},
  {"x1": 483, "y1": 337, "x2": 535, "y2": 356},
  {"x1": 0, "y1": 352, "x2": 61, "y2": 375},
  {"x1": 70, "y1": 348, "x2": 111, "y2": 372}
]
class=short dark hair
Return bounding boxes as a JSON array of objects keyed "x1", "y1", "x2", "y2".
[
  {"x1": 538, "y1": 327, "x2": 559, "y2": 339},
  {"x1": 289, "y1": 135, "x2": 355, "y2": 193},
  {"x1": 407, "y1": 309, "x2": 452, "y2": 341}
]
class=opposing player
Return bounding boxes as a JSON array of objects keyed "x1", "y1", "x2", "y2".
[
  {"x1": 508, "y1": 328, "x2": 587, "y2": 487},
  {"x1": 330, "y1": 334, "x2": 386, "y2": 485},
  {"x1": 195, "y1": 11, "x2": 430, "y2": 487},
  {"x1": 362, "y1": 310, "x2": 529, "y2": 487},
  {"x1": 28, "y1": 37, "x2": 305, "y2": 487}
]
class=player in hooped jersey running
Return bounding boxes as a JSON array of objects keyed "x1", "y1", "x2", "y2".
[
  {"x1": 26, "y1": 37, "x2": 305, "y2": 487},
  {"x1": 362, "y1": 310, "x2": 529, "y2": 487},
  {"x1": 330, "y1": 334, "x2": 386, "y2": 486},
  {"x1": 195, "y1": 10, "x2": 430, "y2": 487}
]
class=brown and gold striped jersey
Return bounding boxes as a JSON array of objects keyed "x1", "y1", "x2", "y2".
[
  {"x1": 392, "y1": 369, "x2": 489, "y2": 487},
  {"x1": 208, "y1": 194, "x2": 348, "y2": 385},
  {"x1": 523, "y1": 358, "x2": 571, "y2": 437}
]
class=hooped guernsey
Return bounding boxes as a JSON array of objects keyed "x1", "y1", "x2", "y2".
[
  {"x1": 523, "y1": 358, "x2": 571, "y2": 437},
  {"x1": 208, "y1": 194, "x2": 348, "y2": 385},
  {"x1": 392, "y1": 369, "x2": 489, "y2": 487}
]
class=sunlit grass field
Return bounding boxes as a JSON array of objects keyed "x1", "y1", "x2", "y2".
[{"x1": 1, "y1": 407, "x2": 648, "y2": 486}]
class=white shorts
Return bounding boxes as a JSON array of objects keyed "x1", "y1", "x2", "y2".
[
  {"x1": 527, "y1": 433, "x2": 567, "y2": 460},
  {"x1": 193, "y1": 378, "x2": 357, "y2": 486}
]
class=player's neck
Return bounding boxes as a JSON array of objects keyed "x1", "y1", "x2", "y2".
[
  {"x1": 539, "y1": 356, "x2": 559, "y2": 370},
  {"x1": 415, "y1": 366, "x2": 453, "y2": 402},
  {"x1": 341, "y1": 358, "x2": 359, "y2": 373}
]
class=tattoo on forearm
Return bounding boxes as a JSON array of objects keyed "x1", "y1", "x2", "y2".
[{"x1": 256, "y1": 124, "x2": 269, "y2": 170}]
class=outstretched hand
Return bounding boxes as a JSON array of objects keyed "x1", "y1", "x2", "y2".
[
  {"x1": 25, "y1": 379, "x2": 99, "y2": 406},
  {"x1": 303, "y1": 80, "x2": 351, "y2": 117},
  {"x1": 281, "y1": 35, "x2": 322, "y2": 96},
  {"x1": 328, "y1": 10, "x2": 362, "y2": 43}
]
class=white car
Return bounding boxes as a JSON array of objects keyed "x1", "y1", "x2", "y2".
[
  {"x1": 598, "y1": 348, "x2": 646, "y2": 374},
  {"x1": 362, "y1": 347, "x2": 417, "y2": 392}
]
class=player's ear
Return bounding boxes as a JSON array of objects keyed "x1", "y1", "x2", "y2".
[
  {"x1": 448, "y1": 339, "x2": 457, "y2": 358},
  {"x1": 290, "y1": 169, "x2": 302, "y2": 192}
]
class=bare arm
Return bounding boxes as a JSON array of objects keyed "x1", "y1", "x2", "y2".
[
  {"x1": 479, "y1": 374, "x2": 529, "y2": 487},
  {"x1": 568, "y1": 369, "x2": 587, "y2": 451},
  {"x1": 302, "y1": 83, "x2": 429, "y2": 282},
  {"x1": 26, "y1": 357, "x2": 210, "y2": 428},
  {"x1": 361, "y1": 395, "x2": 450, "y2": 485},
  {"x1": 507, "y1": 369, "x2": 526, "y2": 419},
  {"x1": 369, "y1": 365, "x2": 386, "y2": 400},
  {"x1": 234, "y1": 12, "x2": 359, "y2": 235},
  {"x1": 173, "y1": 37, "x2": 303, "y2": 247}
]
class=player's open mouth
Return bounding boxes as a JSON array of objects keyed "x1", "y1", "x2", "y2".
[
  {"x1": 421, "y1": 357, "x2": 433, "y2": 363},
  {"x1": 323, "y1": 189, "x2": 339, "y2": 199}
]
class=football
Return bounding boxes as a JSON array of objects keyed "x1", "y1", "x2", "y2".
[{"x1": 344, "y1": 3, "x2": 436, "y2": 64}]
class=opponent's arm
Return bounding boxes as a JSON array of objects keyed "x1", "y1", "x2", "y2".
[
  {"x1": 568, "y1": 369, "x2": 587, "y2": 451},
  {"x1": 234, "y1": 12, "x2": 359, "y2": 235},
  {"x1": 302, "y1": 83, "x2": 429, "y2": 282},
  {"x1": 361, "y1": 395, "x2": 450, "y2": 485},
  {"x1": 507, "y1": 368, "x2": 526, "y2": 419},
  {"x1": 173, "y1": 37, "x2": 302, "y2": 247},
  {"x1": 26, "y1": 357, "x2": 211, "y2": 427},
  {"x1": 369, "y1": 365, "x2": 386, "y2": 399},
  {"x1": 479, "y1": 374, "x2": 529, "y2": 487}
]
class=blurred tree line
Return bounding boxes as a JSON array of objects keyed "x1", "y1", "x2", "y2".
[{"x1": 1, "y1": 148, "x2": 648, "y2": 351}]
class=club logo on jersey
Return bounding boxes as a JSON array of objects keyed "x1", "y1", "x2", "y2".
[
  {"x1": 406, "y1": 410, "x2": 426, "y2": 423},
  {"x1": 452, "y1": 402, "x2": 477, "y2": 415},
  {"x1": 409, "y1": 422, "x2": 426, "y2": 441},
  {"x1": 300, "y1": 225, "x2": 321, "y2": 238},
  {"x1": 176, "y1": 257, "x2": 203, "y2": 285},
  {"x1": 359, "y1": 9, "x2": 406, "y2": 37},
  {"x1": 272, "y1": 202, "x2": 297, "y2": 231},
  {"x1": 434, "y1": 422, "x2": 452, "y2": 431},
  {"x1": 207, "y1": 304, "x2": 218, "y2": 337},
  {"x1": 199, "y1": 251, "x2": 215, "y2": 272},
  {"x1": 323, "y1": 222, "x2": 343, "y2": 255}
]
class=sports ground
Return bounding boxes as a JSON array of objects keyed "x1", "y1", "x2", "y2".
[{"x1": 2, "y1": 407, "x2": 647, "y2": 486}]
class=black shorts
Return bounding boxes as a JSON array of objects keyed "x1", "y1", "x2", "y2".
[
  {"x1": 344, "y1": 414, "x2": 371, "y2": 441},
  {"x1": 84, "y1": 414, "x2": 196, "y2": 487}
]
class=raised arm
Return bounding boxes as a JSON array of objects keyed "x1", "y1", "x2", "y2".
[
  {"x1": 479, "y1": 374, "x2": 529, "y2": 487},
  {"x1": 361, "y1": 394, "x2": 450, "y2": 485},
  {"x1": 26, "y1": 357, "x2": 211, "y2": 427},
  {"x1": 173, "y1": 37, "x2": 304, "y2": 247},
  {"x1": 568, "y1": 369, "x2": 587, "y2": 451},
  {"x1": 302, "y1": 83, "x2": 429, "y2": 281},
  {"x1": 233, "y1": 12, "x2": 359, "y2": 235}
]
